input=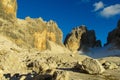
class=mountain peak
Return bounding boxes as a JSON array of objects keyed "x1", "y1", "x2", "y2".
[
  {"x1": 64, "y1": 26, "x2": 101, "y2": 52},
  {"x1": 0, "y1": 0, "x2": 17, "y2": 20},
  {"x1": 117, "y1": 19, "x2": 120, "y2": 28}
]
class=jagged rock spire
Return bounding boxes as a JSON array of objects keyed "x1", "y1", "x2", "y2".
[{"x1": 64, "y1": 25, "x2": 101, "y2": 52}]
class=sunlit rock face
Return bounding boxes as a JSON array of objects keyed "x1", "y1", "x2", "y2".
[
  {"x1": 64, "y1": 25, "x2": 101, "y2": 52},
  {"x1": 0, "y1": 17, "x2": 63, "y2": 51},
  {"x1": 0, "y1": 0, "x2": 64, "y2": 51},
  {"x1": 64, "y1": 26, "x2": 87, "y2": 52},
  {"x1": 33, "y1": 20, "x2": 63, "y2": 51},
  {"x1": 0, "y1": 0, "x2": 17, "y2": 20}
]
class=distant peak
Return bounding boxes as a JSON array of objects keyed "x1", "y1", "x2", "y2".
[{"x1": 117, "y1": 19, "x2": 120, "y2": 28}]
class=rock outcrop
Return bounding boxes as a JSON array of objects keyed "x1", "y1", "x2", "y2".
[
  {"x1": 0, "y1": 0, "x2": 17, "y2": 21},
  {"x1": 81, "y1": 58, "x2": 105, "y2": 74},
  {"x1": 80, "y1": 30, "x2": 101, "y2": 48},
  {"x1": 0, "y1": 0, "x2": 120, "y2": 80},
  {"x1": 0, "y1": 17, "x2": 64, "y2": 51},
  {"x1": 64, "y1": 25, "x2": 101, "y2": 52},
  {"x1": 74, "y1": 58, "x2": 105, "y2": 74},
  {"x1": 102, "y1": 61, "x2": 118, "y2": 70},
  {"x1": 106, "y1": 20, "x2": 120, "y2": 47},
  {"x1": 64, "y1": 26, "x2": 86, "y2": 52},
  {"x1": 53, "y1": 71, "x2": 69, "y2": 80},
  {"x1": 0, "y1": 0, "x2": 64, "y2": 51}
]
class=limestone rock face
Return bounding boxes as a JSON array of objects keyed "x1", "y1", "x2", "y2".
[
  {"x1": 64, "y1": 26, "x2": 86, "y2": 52},
  {"x1": 0, "y1": 0, "x2": 17, "y2": 20},
  {"x1": 0, "y1": 0, "x2": 66, "y2": 51},
  {"x1": 106, "y1": 20, "x2": 120, "y2": 47},
  {"x1": 0, "y1": 17, "x2": 63, "y2": 51},
  {"x1": 64, "y1": 25, "x2": 101, "y2": 52},
  {"x1": 82, "y1": 58, "x2": 105, "y2": 74},
  {"x1": 33, "y1": 30, "x2": 47, "y2": 51}
]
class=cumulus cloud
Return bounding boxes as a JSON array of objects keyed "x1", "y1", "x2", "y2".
[
  {"x1": 93, "y1": 1, "x2": 104, "y2": 11},
  {"x1": 100, "y1": 4, "x2": 120, "y2": 18}
]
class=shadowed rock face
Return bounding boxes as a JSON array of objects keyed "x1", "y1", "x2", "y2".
[
  {"x1": 64, "y1": 25, "x2": 101, "y2": 52},
  {"x1": 0, "y1": 0, "x2": 17, "y2": 20},
  {"x1": 106, "y1": 20, "x2": 120, "y2": 47},
  {"x1": 80, "y1": 30, "x2": 101, "y2": 49}
]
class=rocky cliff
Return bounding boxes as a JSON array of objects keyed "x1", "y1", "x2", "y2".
[
  {"x1": 0, "y1": 0, "x2": 17, "y2": 21},
  {"x1": 0, "y1": 0, "x2": 64, "y2": 51},
  {"x1": 106, "y1": 20, "x2": 120, "y2": 47},
  {"x1": 80, "y1": 30, "x2": 102, "y2": 49},
  {"x1": 0, "y1": 0, "x2": 120, "y2": 80},
  {"x1": 0, "y1": 17, "x2": 64, "y2": 51},
  {"x1": 64, "y1": 25, "x2": 101, "y2": 52}
]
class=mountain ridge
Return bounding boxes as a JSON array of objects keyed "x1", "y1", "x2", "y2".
[{"x1": 0, "y1": 0, "x2": 120, "y2": 80}]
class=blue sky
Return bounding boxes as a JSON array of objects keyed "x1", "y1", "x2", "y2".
[{"x1": 17, "y1": 0, "x2": 120, "y2": 45}]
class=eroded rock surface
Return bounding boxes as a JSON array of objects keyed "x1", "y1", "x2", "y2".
[
  {"x1": 53, "y1": 71, "x2": 69, "y2": 80},
  {"x1": 102, "y1": 61, "x2": 118, "y2": 70},
  {"x1": 0, "y1": 17, "x2": 64, "y2": 51},
  {"x1": 81, "y1": 58, "x2": 105, "y2": 74},
  {"x1": 0, "y1": 0, "x2": 64, "y2": 51},
  {"x1": 64, "y1": 25, "x2": 101, "y2": 52},
  {"x1": 0, "y1": 0, "x2": 17, "y2": 21},
  {"x1": 0, "y1": 0, "x2": 120, "y2": 80},
  {"x1": 64, "y1": 26, "x2": 87, "y2": 52}
]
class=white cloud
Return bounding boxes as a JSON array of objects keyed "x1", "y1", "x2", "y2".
[
  {"x1": 93, "y1": 1, "x2": 104, "y2": 11},
  {"x1": 100, "y1": 4, "x2": 120, "y2": 18}
]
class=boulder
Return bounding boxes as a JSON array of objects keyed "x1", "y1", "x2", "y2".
[
  {"x1": 64, "y1": 25, "x2": 101, "y2": 52},
  {"x1": 29, "y1": 60, "x2": 57, "y2": 74},
  {"x1": 74, "y1": 62, "x2": 84, "y2": 71},
  {"x1": 32, "y1": 62, "x2": 49, "y2": 73},
  {"x1": 102, "y1": 61, "x2": 118, "y2": 70},
  {"x1": 98, "y1": 59, "x2": 106, "y2": 65},
  {"x1": 53, "y1": 71, "x2": 69, "y2": 80},
  {"x1": 82, "y1": 58, "x2": 105, "y2": 74}
]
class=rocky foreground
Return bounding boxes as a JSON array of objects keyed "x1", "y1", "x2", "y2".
[
  {"x1": 0, "y1": 35, "x2": 120, "y2": 80},
  {"x1": 0, "y1": 0, "x2": 120, "y2": 80}
]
